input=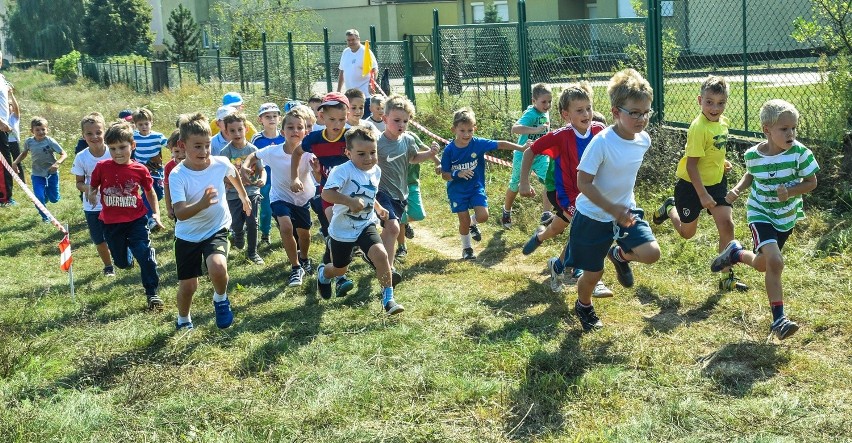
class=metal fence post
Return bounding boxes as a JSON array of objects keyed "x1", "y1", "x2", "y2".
[
  {"x1": 134, "y1": 61, "x2": 139, "y2": 92},
  {"x1": 196, "y1": 50, "x2": 202, "y2": 84},
  {"x1": 432, "y1": 10, "x2": 443, "y2": 98},
  {"x1": 646, "y1": 0, "x2": 664, "y2": 122},
  {"x1": 144, "y1": 61, "x2": 150, "y2": 94},
  {"x1": 262, "y1": 32, "x2": 270, "y2": 96},
  {"x1": 178, "y1": 62, "x2": 182, "y2": 88},
  {"x1": 288, "y1": 32, "x2": 297, "y2": 99},
  {"x1": 124, "y1": 61, "x2": 130, "y2": 87},
  {"x1": 741, "y1": 0, "x2": 749, "y2": 132},
  {"x1": 404, "y1": 36, "x2": 416, "y2": 105},
  {"x1": 238, "y1": 40, "x2": 246, "y2": 93},
  {"x1": 517, "y1": 0, "x2": 531, "y2": 109},
  {"x1": 370, "y1": 26, "x2": 378, "y2": 57},
  {"x1": 216, "y1": 48, "x2": 223, "y2": 88},
  {"x1": 324, "y1": 28, "x2": 333, "y2": 92}
]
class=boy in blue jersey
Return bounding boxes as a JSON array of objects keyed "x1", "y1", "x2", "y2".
[
  {"x1": 441, "y1": 107, "x2": 526, "y2": 260},
  {"x1": 251, "y1": 102, "x2": 285, "y2": 246},
  {"x1": 132, "y1": 108, "x2": 167, "y2": 232}
]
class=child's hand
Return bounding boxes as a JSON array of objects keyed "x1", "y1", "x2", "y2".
[
  {"x1": 724, "y1": 160, "x2": 732, "y2": 173},
  {"x1": 48, "y1": 163, "x2": 59, "y2": 174},
  {"x1": 611, "y1": 204, "x2": 636, "y2": 228},
  {"x1": 538, "y1": 123, "x2": 550, "y2": 134},
  {"x1": 291, "y1": 177, "x2": 304, "y2": 193},
  {"x1": 429, "y1": 142, "x2": 440, "y2": 157},
  {"x1": 699, "y1": 192, "x2": 716, "y2": 210},
  {"x1": 240, "y1": 195, "x2": 252, "y2": 215},
  {"x1": 86, "y1": 187, "x2": 99, "y2": 206},
  {"x1": 168, "y1": 208, "x2": 176, "y2": 220},
  {"x1": 435, "y1": 165, "x2": 443, "y2": 175},
  {"x1": 777, "y1": 184, "x2": 789, "y2": 202},
  {"x1": 347, "y1": 197, "x2": 366, "y2": 213},
  {"x1": 725, "y1": 189, "x2": 740, "y2": 204},
  {"x1": 150, "y1": 213, "x2": 165, "y2": 230},
  {"x1": 456, "y1": 169, "x2": 474, "y2": 180},
  {"x1": 310, "y1": 157, "x2": 321, "y2": 174},
  {"x1": 376, "y1": 205, "x2": 389, "y2": 220},
  {"x1": 201, "y1": 185, "x2": 219, "y2": 208},
  {"x1": 519, "y1": 182, "x2": 535, "y2": 198}
]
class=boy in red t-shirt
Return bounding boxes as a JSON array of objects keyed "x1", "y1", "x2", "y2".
[{"x1": 88, "y1": 121, "x2": 164, "y2": 310}]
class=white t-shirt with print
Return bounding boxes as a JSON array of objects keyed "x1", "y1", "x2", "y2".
[
  {"x1": 169, "y1": 156, "x2": 237, "y2": 242},
  {"x1": 324, "y1": 161, "x2": 380, "y2": 242},
  {"x1": 70, "y1": 147, "x2": 112, "y2": 212},
  {"x1": 255, "y1": 144, "x2": 317, "y2": 207}
]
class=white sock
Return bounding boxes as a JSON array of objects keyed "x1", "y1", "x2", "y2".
[
  {"x1": 213, "y1": 291, "x2": 227, "y2": 302},
  {"x1": 178, "y1": 314, "x2": 191, "y2": 324},
  {"x1": 503, "y1": 206, "x2": 511, "y2": 213},
  {"x1": 471, "y1": 218, "x2": 478, "y2": 227},
  {"x1": 460, "y1": 234, "x2": 472, "y2": 249}
]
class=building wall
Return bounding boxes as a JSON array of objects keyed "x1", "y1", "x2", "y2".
[{"x1": 396, "y1": 3, "x2": 459, "y2": 37}]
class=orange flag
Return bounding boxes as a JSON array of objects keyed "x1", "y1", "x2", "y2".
[
  {"x1": 59, "y1": 234, "x2": 73, "y2": 272},
  {"x1": 362, "y1": 40, "x2": 373, "y2": 77}
]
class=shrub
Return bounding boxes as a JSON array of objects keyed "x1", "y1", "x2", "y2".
[{"x1": 53, "y1": 50, "x2": 81, "y2": 84}]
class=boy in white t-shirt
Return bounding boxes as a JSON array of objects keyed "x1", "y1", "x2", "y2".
[
  {"x1": 316, "y1": 126, "x2": 403, "y2": 315},
  {"x1": 244, "y1": 105, "x2": 321, "y2": 287},
  {"x1": 169, "y1": 113, "x2": 252, "y2": 331},
  {"x1": 565, "y1": 69, "x2": 662, "y2": 332},
  {"x1": 70, "y1": 112, "x2": 115, "y2": 276}
]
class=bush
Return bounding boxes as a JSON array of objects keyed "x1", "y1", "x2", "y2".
[{"x1": 53, "y1": 50, "x2": 81, "y2": 84}]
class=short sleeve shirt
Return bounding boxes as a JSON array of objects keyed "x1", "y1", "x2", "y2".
[
  {"x1": 218, "y1": 142, "x2": 263, "y2": 199},
  {"x1": 441, "y1": 137, "x2": 498, "y2": 199},
  {"x1": 90, "y1": 160, "x2": 152, "y2": 224},
  {"x1": 133, "y1": 131, "x2": 168, "y2": 165},
  {"x1": 70, "y1": 147, "x2": 111, "y2": 212},
  {"x1": 377, "y1": 133, "x2": 418, "y2": 201},
  {"x1": 324, "y1": 161, "x2": 381, "y2": 242},
  {"x1": 339, "y1": 46, "x2": 378, "y2": 95},
  {"x1": 169, "y1": 156, "x2": 237, "y2": 242},
  {"x1": 255, "y1": 144, "x2": 317, "y2": 207},
  {"x1": 23, "y1": 136, "x2": 64, "y2": 177},
  {"x1": 302, "y1": 128, "x2": 349, "y2": 185},
  {"x1": 675, "y1": 113, "x2": 729, "y2": 186},
  {"x1": 516, "y1": 105, "x2": 550, "y2": 145}
]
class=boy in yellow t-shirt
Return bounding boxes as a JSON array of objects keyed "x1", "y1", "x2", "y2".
[{"x1": 652, "y1": 76, "x2": 745, "y2": 291}]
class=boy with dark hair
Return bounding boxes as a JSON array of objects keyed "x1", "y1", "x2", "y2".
[
  {"x1": 87, "y1": 121, "x2": 163, "y2": 310},
  {"x1": 132, "y1": 107, "x2": 168, "y2": 232},
  {"x1": 251, "y1": 102, "x2": 285, "y2": 246}
]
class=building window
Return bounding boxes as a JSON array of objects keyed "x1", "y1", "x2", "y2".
[
  {"x1": 617, "y1": 0, "x2": 637, "y2": 18},
  {"x1": 471, "y1": 2, "x2": 485, "y2": 23},
  {"x1": 471, "y1": 1, "x2": 509, "y2": 23}
]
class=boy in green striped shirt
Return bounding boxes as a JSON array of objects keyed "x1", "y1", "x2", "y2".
[{"x1": 710, "y1": 99, "x2": 819, "y2": 340}]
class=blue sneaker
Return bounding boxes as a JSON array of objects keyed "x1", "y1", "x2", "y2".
[
  {"x1": 522, "y1": 228, "x2": 544, "y2": 255},
  {"x1": 213, "y1": 298, "x2": 234, "y2": 329},
  {"x1": 175, "y1": 320, "x2": 194, "y2": 330},
  {"x1": 335, "y1": 275, "x2": 355, "y2": 297},
  {"x1": 711, "y1": 240, "x2": 743, "y2": 273},
  {"x1": 769, "y1": 316, "x2": 799, "y2": 340}
]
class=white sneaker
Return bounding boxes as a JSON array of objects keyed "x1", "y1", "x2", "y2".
[
  {"x1": 548, "y1": 257, "x2": 564, "y2": 293},
  {"x1": 591, "y1": 281, "x2": 614, "y2": 298}
]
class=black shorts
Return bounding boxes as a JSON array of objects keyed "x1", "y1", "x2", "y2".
[
  {"x1": 750, "y1": 222, "x2": 792, "y2": 252},
  {"x1": 271, "y1": 200, "x2": 313, "y2": 230},
  {"x1": 546, "y1": 190, "x2": 572, "y2": 223},
  {"x1": 174, "y1": 228, "x2": 230, "y2": 280},
  {"x1": 376, "y1": 190, "x2": 407, "y2": 221},
  {"x1": 327, "y1": 224, "x2": 382, "y2": 268},
  {"x1": 673, "y1": 177, "x2": 730, "y2": 223}
]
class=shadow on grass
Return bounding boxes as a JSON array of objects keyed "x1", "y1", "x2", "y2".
[
  {"x1": 635, "y1": 284, "x2": 725, "y2": 335},
  {"x1": 477, "y1": 229, "x2": 514, "y2": 268},
  {"x1": 473, "y1": 279, "x2": 569, "y2": 342},
  {"x1": 698, "y1": 342, "x2": 790, "y2": 397}
]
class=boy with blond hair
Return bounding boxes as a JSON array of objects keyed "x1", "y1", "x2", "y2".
[
  {"x1": 14, "y1": 117, "x2": 67, "y2": 221},
  {"x1": 711, "y1": 99, "x2": 818, "y2": 340},
  {"x1": 132, "y1": 107, "x2": 168, "y2": 231},
  {"x1": 88, "y1": 121, "x2": 163, "y2": 310},
  {"x1": 566, "y1": 69, "x2": 661, "y2": 331}
]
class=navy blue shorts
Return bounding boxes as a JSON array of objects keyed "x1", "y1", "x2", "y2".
[
  {"x1": 271, "y1": 200, "x2": 313, "y2": 230},
  {"x1": 84, "y1": 210, "x2": 107, "y2": 245},
  {"x1": 448, "y1": 188, "x2": 488, "y2": 213},
  {"x1": 750, "y1": 222, "x2": 792, "y2": 252},
  {"x1": 565, "y1": 208, "x2": 656, "y2": 272},
  {"x1": 376, "y1": 190, "x2": 407, "y2": 221}
]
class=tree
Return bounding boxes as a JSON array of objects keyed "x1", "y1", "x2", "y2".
[
  {"x1": 5, "y1": 0, "x2": 84, "y2": 59},
  {"x1": 82, "y1": 0, "x2": 154, "y2": 57},
  {"x1": 165, "y1": 4, "x2": 201, "y2": 62},
  {"x1": 210, "y1": 0, "x2": 319, "y2": 56}
]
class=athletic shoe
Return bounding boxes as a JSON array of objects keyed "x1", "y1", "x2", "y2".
[
  {"x1": 316, "y1": 264, "x2": 332, "y2": 300},
  {"x1": 711, "y1": 240, "x2": 743, "y2": 272},
  {"x1": 501, "y1": 209, "x2": 512, "y2": 228},
  {"x1": 232, "y1": 235, "x2": 245, "y2": 250},
  {"x1": 564, "y1": 267, "x2": 583, "y2": 285},
  {"x1": 719, "y1": 270, "x2": 749, "y2": 292},
  {"x1": 522, "y1": 228, "x2": 544, "y2": 255},
  {"x1": 574, "y1": 300, "x2": 603, "y2": 331},
  {"x1": 248, "y1": 253, "x2": 265, "y2": 265},
  {"x1": 336, "y1": 275, "x2": 355, "y2": 297},
  {"x1": 548, "y1": 257, "x2": 564, "y2": 293},
  {"x1": 607, "y1": 246, "x2": 634, "y2": 288},
  {"x1": 591, "y1": 281, "x2": 614, "y2": 298},
  {"x1": 287, "y1": 267, "x2": 306, "y2": 287},
  {"x1": 175, "y1": 320, "x2": 194, "y2": 330},
  {"x1": 652, "y1": 196, "x2": 675, "y2": 225},
  {"x1": 405, "y1": 224, "x2": 415, "y2": 239},
  {"x1": 391, "y1": 268, "x2": 403, "y2": 288},
  {"x1": 470, "y1": 224, "x2": 482, "y2": 242},
  {"x1": 769, "y1": 316, "x2": 800, "y2": 340},
  {"x1": 146, "y1": 294, "x2": 164, "y2": 311},
  {"x1": 213, "y1": 298, "x2": 234, "y2": 329},
  {"x1": 299, "y1": 257, "x2": 314, "y2": 275},
  {"x1": 541, "y1": 211, "x2": 555, "y2": 226},
  {"x1": 103, "y1": 265, "x2": 115, "y2": 277},
  {"x1": 395, "y1": 244, "x2": 408, "y2": 260},
  {"x1": 462, "y1": 247, "x2": 476, "y2": 260},
  {"x1": 260, "y1": 235, "x2": 271, "y2": 246},
  {"x1": 383, "y1": 298, "x2": 405, "y2": 315}
]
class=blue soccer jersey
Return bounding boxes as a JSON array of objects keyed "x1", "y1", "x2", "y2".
[{"x1": 441, "y1": 137, "x2": 498, "y2": 200}]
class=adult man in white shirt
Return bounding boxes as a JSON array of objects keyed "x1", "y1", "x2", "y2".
[
  {"x1": 0, "y1": 50, "x2": 13, "y2": 205},
  {"x1": 337, "y1": 29, "x2": 378, "y2": 118}
]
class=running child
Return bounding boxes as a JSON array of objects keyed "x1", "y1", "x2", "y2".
[
  {"x1": 441, "y1": 107, "x2": 526, "y2": 260},
  {"x1": 365, "y1": 94, "x2": 386, "y2": 132},
  {"x1": 251, "y1": 102, "x2": 285, "y2": 246},
  {"x1": 502, "y1": 83, "x2": 554, "y2": 228},
  {"x1": 345, "y1": 88, "x2": 380, "y2": 137},
  {"x1": 395, "y1": 130, "x2": 441, "y2": 260},
  {"x1": 87, "y1": 121, "x2": 163, "y2": 310},
  {"x1": 163, "y1": 129, "x2": 183, "y2": 221},
  {"x1": 14, "y1": 117, "x2": 67, "y2": 221},
  {"x1": 132, "y1": 108, "x2": 168, "y2": 231},
  {"x1": 70, "y1": 112, "x2": 115, "y2": 276},
  {"x1": 565, "y1": 69, "x2": 661, "y2": 331},
  {"x1": 652, "y1": 76, "x2": 745, "y2": 291},
  {"x1": 710, "y1": 99, "x2": 818, "y2": 340},
  {"x1": 169, "y1": 113, "x2": 252, "y2": 330},
  {"x1": 317, "y1": 126, "x2": 403, "y2": 315},
  {"x1": 211, "y1": 106, "x2": 235, "y2": 155}
]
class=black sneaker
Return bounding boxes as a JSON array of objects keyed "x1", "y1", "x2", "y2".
[
  {"x1": 103, "y1": 265, "x2": 116, "y2": 277},
  {"x1": 501, "y1": 209, "x2": 512, "y2": 228},
  {"x1": 574, "y1": 300, "x2": 603, "y2": 331},
  {"x1": 287, "y1": 267, "x2": 306, "y2": 287},
  {"x1": 260, "y1": 235, "x2": 271, "y2": 246},
  {"x1": 248, "y1": 253, "x2": 265, "y2": 265},
  {"x1": 317, "y1": 264, "x2": 332, "y2": 300},
  {"x1": 299, "y1": 257, "x2": 314, "y2": 275},
  {"x1": 652, "y1": 196, "x2": 675, "y2": 225},
  {"x1": 391, "y1": 268, "x2": 403, "y2": 288},
  {"x1": 769, "y1": 316, "x2": 800, "y2": 340},
  {"x1": 540, "y1": 211, "x2": 555, "y2": 226},
  {"x1": 462, "y1": 247, "x2": 476, "y2": 260},
  {"x1": 607, "y1": 246, "x2": 634, "y2": 288},
  {"x1": 383, "y1": 298, "x2": 405, "y2": 315},
  {"x1": 147, "y1": 294, "x2": 164, "y2": 311},
  {"x1": 335, "y1": 275, "x2": 355, "y2": 297},
  {"x1": 470, "y1": 224, "x2": 482, "y2": 242},
  {"x1": 395, "y1": 244, "x2": 408, "y2": 260},
  {"x1": 405, "y1": 224, "x2": 415, "y2": 239},
  {"x1": 232, "y1": 235, "x2": 245, "y2": 250}
]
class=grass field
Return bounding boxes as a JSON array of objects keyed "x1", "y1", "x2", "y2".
[{"x1": 0, "y1": 70, "x2": 850, "y2": 442}]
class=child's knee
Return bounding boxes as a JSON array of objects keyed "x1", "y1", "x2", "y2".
[
  {"x1": 636, "y1": 242, "x2": 661, "y2": 264},
  {"x1": 765, "y1": 252, "x2": 784, "y2": 273},
  {"x1": 368, "y1": 243, "x2": 389, "y2": 262}
]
